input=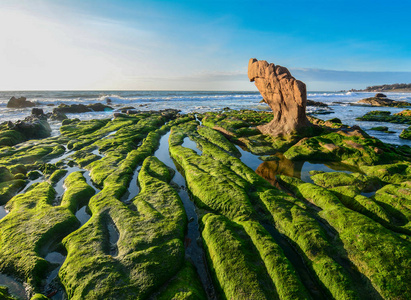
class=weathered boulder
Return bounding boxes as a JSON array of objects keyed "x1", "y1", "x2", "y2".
[
  {"x1": 12, "y1": 118, "x2": 51, "y2": 140},
  {"x1": 53, "y1": 103, "x2": 113, "y2": 114},
  {"x1": 357, "y1": 97, "x2": 409, "y2": 107},
  {"x1": 6, "y1": 97, "x2": 36, "y2": 108},
  {"x1": 306, "y1": 99, "x2": 328, "y2": 107},
  {"x1": 31, "y1": 108, "x2": 44, "y2": 116},
  {"x1": 248, "y1": 58, "x2": 311, "y2": 136},
  {"x1": 375, "y1": 93, "x2": 387, "y2": 98},
  {"x1": 48, "y1": 111, "x2": 68, "y2": 121}
]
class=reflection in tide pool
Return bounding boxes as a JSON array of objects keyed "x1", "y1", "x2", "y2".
[
  {"x1": 300, "y1": 162, "x2": 353, "y2": 183},
  {"x1": 0, "y1": 205, "x2": 8, "y2": 220},
  {"x1": 0, "y1": 273, "x2": 27, "y2": 299},
  {"x1": 235, "y1": 145, "x2": 263, "y2": 171}
]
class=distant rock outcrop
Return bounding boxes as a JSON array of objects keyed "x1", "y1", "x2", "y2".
[
  {"x1": 7, "y1": 97, "x2": 36, "y2": 108},
  {"x1": 248, "y1": 58, "x2": 311, "y2": 136},
  {"x1": 52, "y1": 103, "x2": 113, "y2": 114},
  {"x1": 357, "y1": 96, "x2": 410, "y2": 107}
]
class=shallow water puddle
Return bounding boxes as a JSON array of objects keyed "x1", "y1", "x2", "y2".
[
  {"x1": 107, "y1": 221, "x2": 119, "y2": 256},
  {"x1": 121, "y1": 166, "x2": 140, "y2": 204},
  {"x1": 235, "y1": 145, "x2": 263, "y2": 170},
  {"x1": 300, "y1": 162, "x2": 353, "y2": 183},
  {"x1": 0, "y1": 205, "x2": 8, "y2": 220},
  {"x1": 45, "y1": 252, "x2": 66, "y2": 265},
  {"x1": 0, "y1": 273, "x2": 27, "y2": 300},
  {"x1": 182, "y1": 137, "x2": 202, "y2": 155},
  {"x1": 75, "y1": 206, "x2": 91, "y2": 226},
  {"x1": 154, "y1": 131, "x2": 216, "y2": 299}
]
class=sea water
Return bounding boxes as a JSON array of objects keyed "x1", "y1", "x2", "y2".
[{"x1": 0, "y1": 90, "x2": 410, "y2": 146}]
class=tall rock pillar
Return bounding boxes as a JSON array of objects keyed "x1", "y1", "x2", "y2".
[{"x1": 248, "y1": 58, "x2": 312, "y2": 136}]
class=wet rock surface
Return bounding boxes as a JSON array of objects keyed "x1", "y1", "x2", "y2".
[
  {"x1": 0, "y1": 109, "x2": 410, "y2": 299},
  {"x1": 7, "y1": 96, "x2": 36, "y2": 108},
  {"x1": 357, "y1": 96, "x2": 410, "y2": 107},
  {"x1": 52, "y1": 103, "x2": 113, "y2": 114}
]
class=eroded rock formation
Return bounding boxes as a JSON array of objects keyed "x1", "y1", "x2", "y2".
[
  {"x1": 248, "y1": 58, "x2": 311, "y2": 136},
  {"x1": 7, "y1": 96, "x2": 36, "y2": 108}
]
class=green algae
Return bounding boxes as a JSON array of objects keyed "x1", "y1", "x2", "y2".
[
  {"x1": 283, "y1": 129, "x2": 408, "y2": 166},
  {"x1": 170, "y1": 122, "x2": 360, "y2": 299},
  {"x1": 59, "y1": 156, "x2": 187, "y2": 299},
  {"x1": 356, "y1": 110, "x2": 411, "y2": 124},
  {"x1": 0, "y1": 172, "x2": 94, "y2": 292},
  {"x1": 202, "y1": 214, "x2": 277, "y2": 300},
  {"x1": 0, "y1": 179, "x2": 26, "y2": 205},
  {"x1": 0, "y1": 286, "x2": 16, "y2": 300},
  {"x1": 400, "y1": 126, "x2": 411, "y2": 139},
  {"x1": 310, "y1": 172, "x2": 381, "y2": 192},
  {"x1": 155, "y1": 262, "x2": 207, "y2": 300},
  {"x1": 360, "y1": 162, "x2": 411, "y2": 184},
  {"x1": 277, "y1": 175, "x2": 411, "y2": 299}
]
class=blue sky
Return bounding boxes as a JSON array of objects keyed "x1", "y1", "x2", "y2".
[{"x1": 0, "y1": 0, "x2": 410, "y2": 91}]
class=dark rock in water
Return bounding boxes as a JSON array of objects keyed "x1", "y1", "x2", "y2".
[
  {"x1": 31, "y1": 108, "x2": 44, "y2": 116},
  {"x1": 0, "y1": 116, "x2": 52, "y2": 146},
  {"x1": 357, "y1": 110, "x2": 411, "y2": 124},
  {"x1": 53, "y1": 104, "x2": 90, "y2": 114},
  {"x1": 106, "y1": 98, "x2": 112, "y2": 104},
  {"x1": 7, "y1": 96, "x2": 36, "y2": 108},
  {"x1": 53, "y1": 103, "x2": 113, "y2": 114},
  {"x1": 27, "y1": 170, "x2": 42, "y2": 180},
  {"x1": 375, "y1": 93, "x2": 387, "y2": 98},
  {"x1": 328, "y1": 118, "x2": 342, "y2": 124},
  {"x1": 48, "y1": 111, "x2": 68, "y2": 121},
  {"x1": 307, "y1": 99, "x2": 328, "y2": 107},
  {"x1": 400, "y1": 126, "x2": 411, "y2": 140},
  {"x1": 14, "y1": 118, "x2": 51, "y2": 139},
  {"x1": 87, "y1": 103, "x2": 113, "y2": 112},
  {"x1": 248, "y1": 58, "x2": 312, "y2": 136},
  {"x1": 370, "y1": 126, "x2": 389, "y2": 132},
  {"x1": 357, "y1": 97, "x2": 410, "y2": 107}
]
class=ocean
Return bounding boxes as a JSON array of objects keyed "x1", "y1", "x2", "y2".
[{"x1": 0, "y1": 90, "x2": 410, "y2": 146}]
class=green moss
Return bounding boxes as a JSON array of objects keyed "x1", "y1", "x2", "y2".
[
  {"x1": 197, "y1": 125, "x2": 240, "y2": 156},
  {"x1": 373, "y1": 182, "x2": 411, "y2": 230},
  {"x1": 48, "y1": 169, "x2": 68, "y2": 185},
  {"x1": 277, "y1": 175, "x2": 411, "y2": 299},
  {"x1": 0, "y1": 179, "x2": 26, "y2": 205},
  {"x1": 357, "y1": 110, "x2": 411, "y2": 124},
  {"x1": 360, "y1": 163, "x2": 411, "y2": 184},
  {"x1": 202, "y1": 214, "x2": 277, "y2": 300},
  {"x1": 310, "y1": 172, "x2": 381, "y2": 192},
  {"x1": 30, "y1": 294, "x2": 49, "y2": 300},
  {"x1": 155, "y1": 262, "x2": 207, "y2": 300},
  {"x1": 0, "y1": 182, "x2": 78, "y2": 290},
  {"x1": 239, "y1": 220, "x2": 310, "y2": 299},
  {"x1": 284, "y1": 130, "x2": 408, "y2": 166},
  {"x1": 399, "y1": 126, "x2": 411, "y2": 139},
  {"x1": 60, "y1": 172, "x2": 95, "y2": 213},
  {"x1": 59, "y1": 156, "x2": 187, "y2": 299}
]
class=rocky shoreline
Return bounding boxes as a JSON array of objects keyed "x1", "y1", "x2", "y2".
[
  {"x1": 0, "y1": 104, "x2": 410, "y2": 299},
  {"x1": 1, "y1": 61, "x2": 411, "y2": 299}
]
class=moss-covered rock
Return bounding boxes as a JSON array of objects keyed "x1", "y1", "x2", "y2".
[
  {"x1": 59, "y1": 157, "x2": 186, "y2": 299},
  {"x1": 400, "y1": 126, "x2": 411, "y2": 139},
  {"x1": 357, "y1": 110, "x2": 411, "y2": 124},
  {"x1": 277, "y1": 175, "x2": 411, "y2": 299},
  {"x1": 284, "y1": 129, "x2": 408, "y2": 166}
]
